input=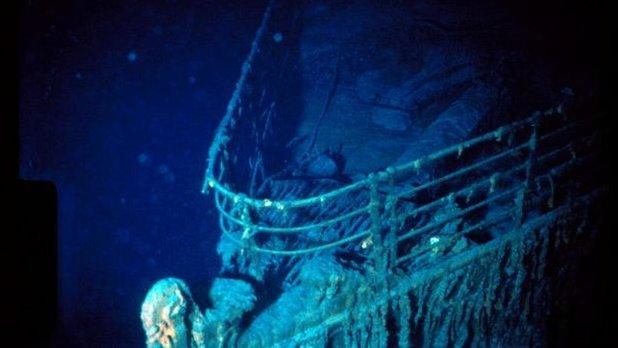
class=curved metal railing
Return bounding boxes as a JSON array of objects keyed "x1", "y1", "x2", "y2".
[{"x1": 206, "y1": 92, "x2": 600, "y2": 256}]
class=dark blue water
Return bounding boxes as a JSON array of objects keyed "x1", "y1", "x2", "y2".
[{"x1": 19, "y1": 1, "x2": 265, "y2": 346}]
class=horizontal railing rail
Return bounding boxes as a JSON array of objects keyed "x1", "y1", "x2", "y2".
[
  {"x1": 203, "y1": 111, "x2": 541, "y2": 209},
  {"x1": 273, "y1": 185, "x2": 607, "y2": 346},
  {"x1": 206, "y1": 104, "x2": 602, "y2": 257},
  {"x1": 216, "y1": 191, "x2": 372, "y2": 256},
  {"x1": 392, "y1": 124, "x2": 603, "y2": 264}
]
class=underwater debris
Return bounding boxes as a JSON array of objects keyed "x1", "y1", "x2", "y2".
[
  {"x1": 141, "y1": 277, "x2": 256, "y2": 348},
  {"x1": 127, "y1": 51, "x2": 138, "y2": 62},
  {"x1": 141, "y1": 278, "x2": 206, "y2": 348},
  {"x1": 272, "y1": 32, "x2": 283, "y2": 43}
]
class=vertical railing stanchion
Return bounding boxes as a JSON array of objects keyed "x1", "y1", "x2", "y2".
[
  {"x1": 517, "y1": 115, "x2": 539, "y2": 226},
  {"x1": 238, "y1": 197, "x2": 256, "y2": 258},
  {"x1": 383, "y1": 167, "x2": 398, "y2": 272},
  {"x1": 368, "y1": 174, "x2": 383, "y2": 269},
  {"x1": 385, "y1": 194, "x2": 398, "y2": 272}
]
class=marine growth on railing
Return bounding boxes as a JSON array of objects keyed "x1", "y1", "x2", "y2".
[{"x1": 205, "y1": 98, "x2": 602, "y2": 260}]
